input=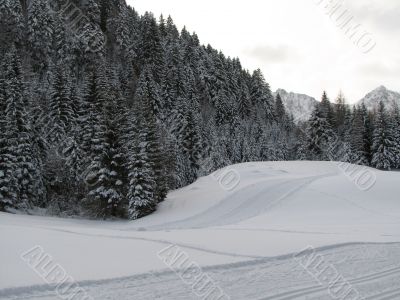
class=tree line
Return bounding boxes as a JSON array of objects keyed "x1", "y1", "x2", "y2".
[{"x1": 0, "y1": 0, "x2": 398, "y2": 218}]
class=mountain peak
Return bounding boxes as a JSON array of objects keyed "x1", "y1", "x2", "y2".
[
  {"x1": 375, "y1": 85, "x2": 388, "y2": 92},
  {"x1": 273, "y1": 89, "x2": 317, "y2": 123},
  {"x1": 358, "y1": 86, "x2": 400, "y2": 110},
  {"x1": 275, "y1": 88, "x2": 288, "y2": 95}
]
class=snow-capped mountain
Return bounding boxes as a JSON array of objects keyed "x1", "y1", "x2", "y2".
[
  {"x1": 357, "y1": 86, "x2": 400, "y2": 111},
  {"x1": 274, "y1": 89, "x2": 318, "y2": 123}
]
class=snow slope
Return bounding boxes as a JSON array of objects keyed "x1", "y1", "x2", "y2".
[{"x1": 1, "y1": 162, "x2": 400, "y2": 299}]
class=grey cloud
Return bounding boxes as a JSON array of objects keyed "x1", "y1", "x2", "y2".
[
  {"x1": 346, "y1": 1, "x2": 400, "y2": 33},
  {"x1": 358, "y1": 61, "x2": 400, "y2": 77},
  {"x1": 243, "y1": 45, "x2": 294, "y2": 64}
]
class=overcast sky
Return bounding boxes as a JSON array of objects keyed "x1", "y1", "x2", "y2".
[{"x1": 127, "y1": 0, "x2": 399, "y2": 103}]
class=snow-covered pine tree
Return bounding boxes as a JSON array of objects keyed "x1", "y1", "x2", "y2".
[
  {"x1": 2, "y1": 47, "x2": 45, "y2": 209},
  {"x1": 334, "y1": 92, "x2": 347, "y2": 136},
  {"x1": 335, "y1": 105, "x2": 356, "y2": 163},
  {"x1": 108, "y1": 2, "x2": 139, "y2": 61},
  {"x1": 360, "y1": 103, "x2": 373, "y2": 164},
  {"x1": 62, "y1": 82, "x2": 88, "y2": 204},
  {"x1": 208, "y1": 51, "x2": 227, "y2": 101},
  {"x1": 371, "y1": 102, "x2": 397, "y2": 170},
  {"x1": 237, "y1": 74, "x2": 252, "y2": 119},
  {"x1": 100, "y1": 66, "x2": 128, "y2": 215},
  {"x1": 80, "y1": 68, "x2": 107, "y2": 157},
  {"x1": 27, "y1": 0, "x2": 54, "y2": 72},
  {"x1": 79, "y1": 67, "x2": 125, "y2": 218},
  {"x1": 0, "y1": 55, "x2": 18, "y2": 210},
  {"x1": 47, "y1": 66, "x2": 75, "y2": 145},
  {"x1": 181, "y1": 109, "x2": 203, "y2": 183},
  {"x1": 158, "y1": 14, "x2": 166, "y2": 38},
  {"x1": 275, "y1": 93, "x2": 286, "y2": 122},
  {"x1": 135, "y1": 67, "x2": 168, "y2": 202},
  {"x1": 62, "y1": 71, "x2": 99, "y2": 203},
  {"x1": 138, "y1": 12, "x2": 164, "y2": 81},
  {"x1": 214, "y1": 89, "x2": 233, "y2": 126},
  {"x1": 349, "y1": 106, "x2": 369, "y2": 165},
  {"x1": 208, "y1": 127, "x2": 231, "y2": 171},
  {"x1": 208, "y1": 54, "x2": 236, "y2": 127},
  {"x1": 225, "y1": 58, "x2": 239, "y2": 100},
  {"x1": 167, "y1": 95, "x2": 194, "y2": 187},
  {"x1": 320, "y1": 91, "x2": 335, "y2": 128},
  {"x1": 392, "y1": 105, "x2": 400, "y2": 168},
  {"x1": 135, "y1": 66, "x2": 164, "y2": 121},
  {"x1": 4, "y1": 0, "x2": 389, "y2": 219},
  {"x1": 51, "y1": 20, "x2": 73, "y2": 68},
  {"x1": 162, "y1": 42, "x2": 181, "y2": 114},
  {"x1": 0, "y1": 0, "x2": 24, "y2": 52},
  {"x1": 165, "y1": 15, "x2": 180, "y2": 50},
  {"x1": 99, "y1": 0, "x2": 111, "y2": 32},
  {"x1": 81, "y1": 0, "x2": 101, "y2": 26},
  {"x1": 126, "y1": 103, "x2": 157, "y2": 220},
  {"x1": 250, "y1": 69, "x2": 275, "y2": 122},
  {"x1": 84, "y1": 113, "x2": 126, "y2": 218},
  {"x1": 306, "y1": 99, "x2": 334, "y2": 160},
  {"x1": 0, "y1": 129, "x2": 18, "y2": 211}
]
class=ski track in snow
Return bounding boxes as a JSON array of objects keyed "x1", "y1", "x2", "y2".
[
  {"x1": 1, "y1": 243, "x2": 400, "y2": 300},
  {"x1": 32, "y1": 226, "x2": 263, "y2": 259},
  {"x1": 147, "y1": 172, "x2": 338, "y2": 230},
  {"x1": 2, "y1": 162, "x2": 400, "y2": 299}
]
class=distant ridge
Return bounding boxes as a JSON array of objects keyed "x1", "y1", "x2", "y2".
[
  {"x1": 274, "y1": 89, "x2": 318, "y2": 122},
  {"x1": 357, "y1": 86, "x2": 400, "y2": 111}
]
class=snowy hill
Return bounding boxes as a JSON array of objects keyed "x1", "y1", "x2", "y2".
[
  {"x1": 274, "y1": 89, "x2": 318, "y2": 122},
  {"x1": 357, "y1": 86, "x2": 400, "y2": 111},
  {"x1": 1, "y1": 162, "x2": 400, "y2": 299}
]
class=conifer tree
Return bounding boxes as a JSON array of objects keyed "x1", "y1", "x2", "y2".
[
  {"x1": 237, "y1": 76, "x2": 252, "y2": 119},
  {"x1": 82, "y1": 0, "x2": 101, "y2": 26},
  {"x1": 3, "y1": 0, "x2": 395, "y2": 219},
  {"x1": 2, "y1": 48, "x2": 45, "y2": 209},
  {"x1": 27, "y1": 0, "x2": 54, "y2": 71},
  {"x1": 360, "y1": 103, "x2": 373, "y2": 164},
  {"x1": 165, "y1": 15, "x2": 180, "y2": 49},
  {"x1": 250, "y1": 69, "x2": 275, "y2": 122},
  {"x1": 350, "y1": 106, "x2": 369, "y2": 165},
  {"x1": 99, "y1": 0, "x2": 110, "y2": 32},
  {"x1": 392, "y1": 105, "x2": 400, "y2": 168},
  {"x1": 320, "y1": 91, "x2": 335, "y2": 127},
  {"x1": 334, "y1": 92, "x2": 347, "y2": 135},
  {"x1": 139, "y1": 12, "x2": 163, "y2": 81},
  {"x1": 0, "y1": 0, "x2": 24, "y2": 51},
  {"x1": 371, "y1": 102, "x2": 397, "y2": 170},
  {"x1": 275, "y1": 93, "x2": 286, "y2": 122},
  {"x1": 85, "y1": 114, "x2": 126, "y2": 218},
  {"x1": 47, "y1": 66, "x2": 75, "y2": 145},
  {"x1": 79, "y1": 67, "x2": 126, "y2": 217},
  {"x1": 52, "y1": 20, "x2": 72, "y2": 67},
  {"x1": 162, "y1": 42, "x2": 181, "y2": 114},
  {"x1": 126, "y1": 105, "x2": 157, "y2": 220},
  {"x1": 0, "y1": 56, "x2": 18, "y2": 210},
  {"x1": 306, "y1": 101, "x2": 334, "y2": 160},
  {"x1": 181, "y1": 109, "x2": 203, "y2": 183},
  {"x1": 135, "y1": 68, "x2": 167, "y2": 202},
  {"x1": 135, "y1": 66, "x2": 163, "y2": 121}
]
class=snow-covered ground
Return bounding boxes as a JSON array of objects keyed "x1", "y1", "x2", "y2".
[{"x1": 1, "y1": 161, "x2": 400, "y2": 299}]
